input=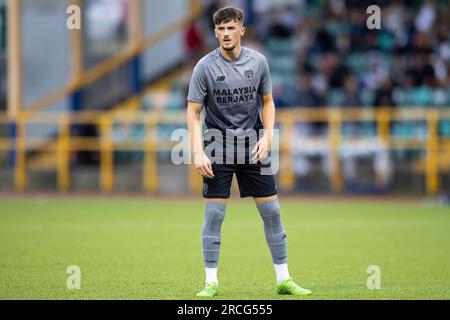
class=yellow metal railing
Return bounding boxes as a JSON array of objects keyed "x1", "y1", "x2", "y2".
[
  {"x1": 1, "y1": 107, "x2": 450, "y2": 194},
  {"x1": 7, "y1": 0, "x2": 203, "y2": 119},
  {"x1": 3, "y1": 0, "x2": 205, "y2": 192}
]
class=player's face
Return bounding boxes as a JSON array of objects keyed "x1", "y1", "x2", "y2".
[{"x1": 215, "y1": 20, "x2": 245, "y2": 51}]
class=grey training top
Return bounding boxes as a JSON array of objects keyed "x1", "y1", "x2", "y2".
[{"x1": 187, "y1": 46, "x2": 272, "y2": 133}]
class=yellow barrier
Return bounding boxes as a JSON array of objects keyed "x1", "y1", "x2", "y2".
[
  {"x1": 426, "y1": 111, "x2": 439, "y2": 194},
  {"x1": 144, "y1": 118, "x2": 158, "y2": 193},
  {"x1": 99, "y1": 115, "x2": 114, "y2": 192},
  {"x1": 1, "y1": 107, "x2": 450, "y2": 194},
  {"x1": 329, "y1": 109, "x2": 343, "y2": 192},
  {"x1": 15, "y1": 114, "x2": 26, "y2": 191},
  {"x1": 278, "y1": 112, "x2": 295, "y2": 191},
  {"x1": 57, "y1": 116, "x2": 70, "y2": 191}
]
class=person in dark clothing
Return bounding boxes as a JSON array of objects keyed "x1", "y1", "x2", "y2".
[{"x1": 374, "y1": 77, "x2": 396, "y2": 107}]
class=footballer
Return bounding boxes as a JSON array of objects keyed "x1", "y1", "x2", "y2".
[{"x1": 186, "y1": 6, "x2": 312, "y2": 297}]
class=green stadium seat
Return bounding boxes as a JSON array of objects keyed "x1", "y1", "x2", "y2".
[
  {"x1": 269, "y1": 56, "x2": 296, "y2": 74},
  {"x1": 360, "y1": 89, "x2": 375, "y2": 106},
  {"x1": 432, "y1": 89, "x2": 450, "y2": 106},
  {"x1": 344, "y1": 53, "x2": 368, "y2": 73},
  {"x1": 440, "y1": 121, "x2": 450, "y2": 137},
  {"x1": 412, "y1": 87, "x2": 433, "y2": 106},
  {"x1": 325, "y1": 20, "x2": 350, "y2": 38},
  {"x1": 327, "y1": 89, "x2": 345, "y2": 107},
  {"x1": 265, "y1": 38, "x2": 295, "y2": 56}
]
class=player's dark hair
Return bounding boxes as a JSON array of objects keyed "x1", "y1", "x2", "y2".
[{"x1": 213, "y1": 7, "x2": 244, "y2": 26}]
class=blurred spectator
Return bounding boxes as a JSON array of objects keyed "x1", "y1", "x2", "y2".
[
  {"x1": 184, "y1": 19, "x2": 205, "y2": 61},
  {"x1": 407, "y1": 53, "x2": 435, "y2": 87},
  {"x1": 329, "y1": 55, "x2": 351, "y2": 88},
  {"x1": 205, "y1": 0, "x2": 223, "y2": 31},
  {"x1": 342, "y1": 75, "x2": 362, "y2": 107},
  {"x1": 182, "y1": 0, "x2": 449, "y2": 115},
  {"x1": 415, "y1": 0, "x2": 437, "y2": 33},
  {"x1": 341, "y1": 75, "x2": 362, "y2": 137},
  {"x1": 436, "y1": 20, "x2": 450, "y2": 62},
  {"x1": 288, "y1": 72, "x2": 322, "y2": 107},
  {"x1": 170, "y1": 0, "x2": 450, "y2": 192},
  {"x1": 269, "y1": 6, "x2": 298, "y2": 38},
  {"x1": 384, "y1": 1, "x2": 409, "y2": 47},
  {"x1": 272, "y1": 84, "x2": 288, "y2": 108},
  {"x1": 175, "y1": 0, "x2": 450, "y2": 113},
  {"x1": 363, "y1": 57, "x2": 389, "y2": 90},
  {"x1": 374, "y1": 77, "x2": 396, "y2": 107},
  {"x1": 348, "y1": 7, "x2": 367, "y2": 51},
  {"x1": 313, "y1": 23, "x2": 335, "y2": 53}
]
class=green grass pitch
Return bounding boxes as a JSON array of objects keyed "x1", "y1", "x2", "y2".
[{"x1": 0, "y1": 197, "x2": 449, "y2": 300}]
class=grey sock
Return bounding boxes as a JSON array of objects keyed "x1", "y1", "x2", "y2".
[
  {"x1": 201, "y1": 202, "x2": 227, "y2": 268},
  {"x1": 256, "y1": 199, "x2": 288, "y2": 264}
]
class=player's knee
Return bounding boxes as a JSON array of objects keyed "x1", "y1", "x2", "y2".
[
  {"x1": 257, "y1": 199, "x2": 281, "y2": 218},
  {"x1": 202, "y1": 202, "x2": 226, "y2": 236},
  {"x1": 257, "y1": 200, "x2": 283, "y2": 231},
  {"x1": 201, "y1": 202, "x2": 226, "y2": 268}
]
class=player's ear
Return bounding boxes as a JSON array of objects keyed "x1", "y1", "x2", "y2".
[{"x1": 241, "y1": 26, "x2": 246, "y2": 37}]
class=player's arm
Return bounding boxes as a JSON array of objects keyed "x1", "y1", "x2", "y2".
[
  {"x1": 252, "y1": 93, "x2": 275, "y2": 163},
  {"x1": 187, "y1": 101, "x2": 214, "y2": 178}
]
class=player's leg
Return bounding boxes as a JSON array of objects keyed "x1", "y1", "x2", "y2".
[
  {"x1": 236, "y1": 165, "x2": 311, "y2": 296},
  {"x1": 254, "y1": 196, "x2": 286, "y2": 272},
  {"x1": 197, "y1": 198, "x2": 227, "y2": 297},
  {"x1": 202, "y1": 198, "x2": 227, "y2": 282},
  {"x1": 254, "y1": 195, "x2": 290, "y2": 281},
  {"x1": 236, "y1": 167, "x2": 289, "y2": 279},
  {"x1": 197, "y1": 165, "x2": 234, "y2": 297},
  {"x1": 254, "y1": 195, "x2": 311, "y2": 296}
]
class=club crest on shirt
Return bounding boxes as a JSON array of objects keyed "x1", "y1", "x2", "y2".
[{"x1": 244, "y1": 70, "x2": 254, "y2": 81}]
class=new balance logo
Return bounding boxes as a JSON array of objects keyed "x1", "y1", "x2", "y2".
[{"x1": 216, "y1": 76, "x2": 225, "y2": 82}]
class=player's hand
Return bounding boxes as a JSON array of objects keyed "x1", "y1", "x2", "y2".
[
  {"x1": 251, "y1": 134, "x2": 272, "y2": 163},
  {"x1": 194, "y1": 151, "x2": 215, "y2": 179}
]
